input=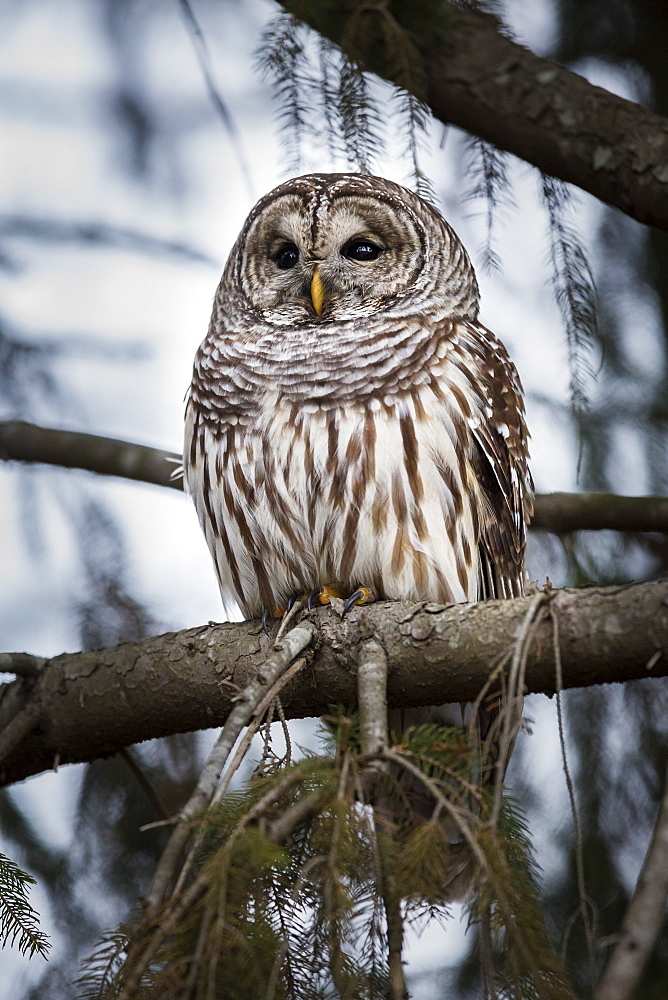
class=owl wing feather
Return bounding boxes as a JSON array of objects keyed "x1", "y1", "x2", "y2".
[{"x1": 451, "y1": 320, "x2": 533, "y2": 601}]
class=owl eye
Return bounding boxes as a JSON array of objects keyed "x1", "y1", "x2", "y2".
[
  {"x1": 342, "y1": 238, "x2": 382, "y2": 262},
  {"x1": 273, "y1": 243, "x2": 299, "y2": 270}
]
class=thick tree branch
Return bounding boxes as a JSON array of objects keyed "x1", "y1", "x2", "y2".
[
  {"x1": 2, "y1": 421, "x2": 667, "y2": 534},
  {"x1": 279, "y1": 0, "x2": 668, "y2": 230},
  {"x1": 0, "y1": 582, "x2": 665, "y2": 788}
]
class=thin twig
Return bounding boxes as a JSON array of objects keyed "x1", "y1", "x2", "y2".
[
  {"x1": 357, "y1": 639, "x2": 407, "y2": 1000},
  {"x1": 276, "y1": 697, "x2": 292, "y2": 766},
  {"x1": 214, "y1": 657, "x2": 307, "y2": 804},
  {"x1": 274, "y1": 598, "x2": 304, "y2": 645},
  {"x1": 491, "y1": 591, "x2": 546, "y2": 824},
  {"x1": 169, "y1": 655, "x2": 309, "y2": 903},
  {"x1": 119, "y1": 764, "x2": 312, "y2": 1000},
  {"x1": 119, "y1": 748, "x2": 169, "y2": 823},
  {"x1": 593, "y1": 762, "x2": 668, "y2": 1000},
  {"x1": 551, "y1": 605, "x2": 597, "y2": 984},
  {"x1": 145, "y1": 623, "x2": 314, "y2": 911}
]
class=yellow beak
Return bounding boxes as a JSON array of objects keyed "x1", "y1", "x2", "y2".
[{"x1": 310, "y1": 268, "x2": 325, "y2": 316}]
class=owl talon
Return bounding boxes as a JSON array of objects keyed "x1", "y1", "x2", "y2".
[
  {"x1": 307, "y1": 585, "x2": 342, "y2": 610},
  {"x1": 286, "y1": 592, "x2": 305, "y2": 612},
  {"x1": 342, "y1": 586, "x2": 375, "y2": 616}
]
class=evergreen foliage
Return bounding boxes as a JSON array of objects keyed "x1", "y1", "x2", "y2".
[
  {"x1": 0, "y1": 852, "x2": 50, "y2": 960},
  {"x1": 73, "y1": 716, "x2": 572, "y2": 999}
]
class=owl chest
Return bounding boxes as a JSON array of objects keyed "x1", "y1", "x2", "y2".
[{"x1": 218, "y1": 390, "x2": 478, "y2": 600}]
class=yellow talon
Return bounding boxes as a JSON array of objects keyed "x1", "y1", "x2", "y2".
[
  {"x1": 320, "y1": 585, "x2": 342, "y2": 605},
  {"x1": 352, "y1": 586, "x2": 374, "y2": 606},
  {"x1": 307, "y1": 585, "x2": 342, "y2": 610},
  {"x1": 342, "y1": 586, "x2": 375, "y2": 616}
]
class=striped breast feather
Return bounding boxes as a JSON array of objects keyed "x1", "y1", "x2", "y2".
[{"x1": 449, "y1": 320, "x2": 533, "y2": 600}]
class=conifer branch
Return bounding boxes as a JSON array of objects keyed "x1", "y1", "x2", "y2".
[
  {"x1": 0, "y1": 853, "x2": 50, "y2": 960},
  {"x1": 278, "y1": 0, "x2": 668, "y2": 230},
  {"x1": 2, "y1": 422, "x2": 667, "y2": 534}
]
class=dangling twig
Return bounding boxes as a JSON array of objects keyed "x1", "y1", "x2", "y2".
[
  {"x1": 551, "y1": 605, "x2": 597, "y2": 984},
  {"x1": 169, "y1": 654, "x2": 308, "y2": 903},
  {"x1": 177, "y1": 0, "x2": 254, "y2": 199},
  {"x1": 491, "y1": 590, "x2": 547, "y2": 824},
  {"x1": 145, "y1": 622, "x2": 315, "y2": 912},
  {"x1": 119, "y1": 747, "x2": 169, "y2": 823}
]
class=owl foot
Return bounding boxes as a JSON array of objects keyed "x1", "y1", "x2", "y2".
[
  {"x1": 342, "y1": 586, "x2": 375, "y2": 616},
  {"x1": 306, "y1": 585, "x2": 342, "y2": 610}
]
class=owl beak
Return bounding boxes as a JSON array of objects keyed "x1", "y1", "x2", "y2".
[{"x1": 310, "y1": 268, "x2": 325, "y2": 316}]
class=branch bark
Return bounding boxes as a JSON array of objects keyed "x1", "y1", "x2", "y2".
[
  {"x1": 594, "y1": 763, "x2": 668, "y2": 1000},
  {"x1": 0, "y1": 581, "x2": 665, "y2": 788},
  {"x1": 278, "y1": 1, "x2": 668, "y2": 230},
  {"x1": 2, "y1": 421, "x2": 667, "y2": 534}
]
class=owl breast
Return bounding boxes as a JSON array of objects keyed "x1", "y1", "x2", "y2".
[{"x1": 185, "y1": 358, "x2": 483, "y2": 620}]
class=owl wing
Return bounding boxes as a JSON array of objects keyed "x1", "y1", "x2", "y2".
[{"x1": 453, "y1": 321, "x2": 533, "y2": 602}]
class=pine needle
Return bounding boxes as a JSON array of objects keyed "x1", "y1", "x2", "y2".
[{"x1": 0, "y1": 852, "x2": 50, "y2": 960}]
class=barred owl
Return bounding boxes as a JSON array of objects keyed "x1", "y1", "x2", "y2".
[
  {"x1": 184, "y1": 173, "x2": 532, "y2": 631},
  {"x1": 185, "y1": 175, "x2": 532, "y2": 880}
]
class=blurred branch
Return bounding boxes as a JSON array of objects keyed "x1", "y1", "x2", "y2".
[
  {"x1": 0, "y1": 215, "x2": 217, "y2": 266},
  {"x1": 279, "y1": 1, "x2": 668, "y2": 230},
  {"x1": 594, "y1": 763, "x2": 668, "y2": 1000},
  {"x1": 2, "y1": 422, "x2": 667, "y2": 534},
  {"x1": 0, "y1": 581, "x2": 665, "y2": 787},
  {"x1": 0, "y1": 421, "x2": 182, "y2": 491},
  {"x1": 531, "y1": 492, "x2": 668, "y2": 534},
  {"x1": 177, "y1": 0, "x2": 254, "y2": 200}
]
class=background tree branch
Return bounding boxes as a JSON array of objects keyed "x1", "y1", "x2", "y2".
[
  {"x1": 594, "y1": 762, "x2": 668, "y2": 1000},
  {"x1": 2, "y1": 421, "x2": 667, "y2": 534},
  {"x1": 279, "y1": 0, "x2": 668, "y2": 230},
  {"x1": 0, "y1": 581, "x2": 665, "y2": 788}
]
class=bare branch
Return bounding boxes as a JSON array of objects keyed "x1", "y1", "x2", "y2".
[
  {"x1": 0, "y1": 582, "x2": 665, "y2": 788},
  {"x1": 531, "y1": 492, "x2": 668, "y2": 534},
  {"x1": 594, "y1": 763, "x2": 668, "y2": 1000},
  {"x1": 0, "y1": 653, "x2": 46, "y2": 679},
  {"x1": 358, "y1": 637, "x2": 389, "y2": 757},
  {"x1": 278, "y1": 1, "x2": 668, "y2": 230},
  {"x1": 0, "y1": 420, "x2": 182, "y2": 491},
  {"x1": 2, "y1": 422, "x2": 667, "y2": 535},
  {"x1": 0, "y1": 214, "x2": 217, "y2": 265},
  {"x1": 177, "y1": 0, "x2": 254, "y2": 200}
]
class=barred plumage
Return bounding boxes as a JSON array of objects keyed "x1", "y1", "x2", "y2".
[{"x1": 184, "y1": 173, "x2": 532, "y2": 624}]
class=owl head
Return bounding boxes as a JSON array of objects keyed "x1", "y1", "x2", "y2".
[{"x1": 223, "y1": 173, "x2": 479, "y2": 326}]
